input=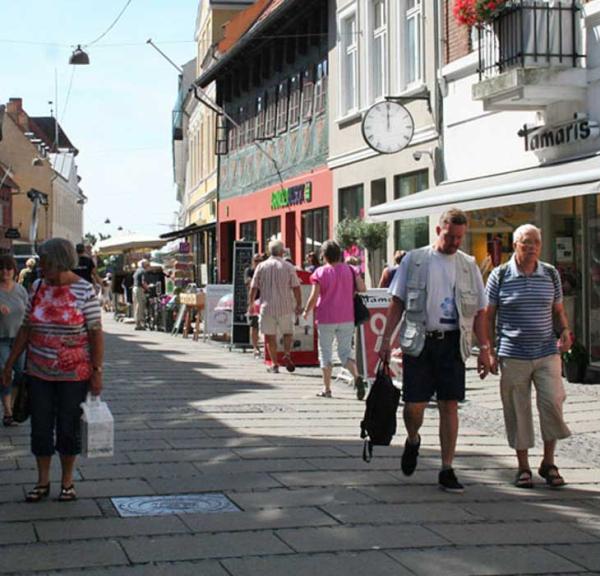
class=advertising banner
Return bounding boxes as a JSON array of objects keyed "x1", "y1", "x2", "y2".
[
  {"x1": 264, "y1": 269, "x2": 319, "y2": 367},
  {"x1": 356, "y1": 289, "x2": 402, "y2": 382},
  {"x1": 205, "y1": 284, "x2": 233, "y2": 334},
  {"x1": 231, "y1": 241, "x2": 257, "y2": 346}
]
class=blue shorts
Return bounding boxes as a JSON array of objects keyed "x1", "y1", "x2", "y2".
[{"x1": 402, "y1": 331, "x2": 465, "y2": 403}]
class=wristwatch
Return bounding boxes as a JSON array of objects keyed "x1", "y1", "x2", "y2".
[{"x1": 92, "y1": 366, "x2": 103, "y2": 373}]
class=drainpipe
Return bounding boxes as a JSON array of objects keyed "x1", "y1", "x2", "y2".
[{"x1": 433, "y1": 0, "x2": 447, "y2": 185}]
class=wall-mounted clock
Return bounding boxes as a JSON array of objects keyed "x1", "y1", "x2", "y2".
[{"x1": 361, "y1": 100, "x2": 415, "y2": 154}]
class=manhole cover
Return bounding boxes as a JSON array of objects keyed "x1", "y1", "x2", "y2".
[{"x1": 111, "y1": 494, "x2": 240, "y2": 517}]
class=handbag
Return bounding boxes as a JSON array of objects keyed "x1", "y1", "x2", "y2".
[
  {"x1": 11, "y1": 372, "x2": 29, "y2": 423},
  {"x1": 348, "y1": 265, "x2": 370, "y2": 326},
  {"x1": 80, "y1": 394, "x2": 114, "y2": 458}
]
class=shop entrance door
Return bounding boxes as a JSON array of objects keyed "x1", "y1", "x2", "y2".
[
  {"x1": 285, "y1": 212, "x2": 296, "y2": 263},
  {"x1": 219, "y1": 221, "x2": 236, "y2": 283}
]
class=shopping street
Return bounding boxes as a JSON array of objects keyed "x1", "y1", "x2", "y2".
[{"x1": 0, "y1": 315, "x2": 600, "y2": 575}]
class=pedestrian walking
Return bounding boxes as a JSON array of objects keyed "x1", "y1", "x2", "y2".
[
  {"x1": 18, "y1": 258, "x2": 37, "y2": 293},
  {"x1": 73, "y1": 243, "x2": 102, "y2": 288},
  {"x1": 1, "y1": 238, "x2": 104, "y2": 502},
  {"x1": 378, "y1": 250, "x2": 406, "y2": 288},
  {"x1": 304, "y1": 251, "x2": 320, "y2": 273},
  {"x1": 248, "y1": 240, "x2": 302, "y2": 373},
  {"x1": 379, "y1": 208, "x2": 492, "y2": 493},
  {"x1": 245, "y1": 253, "x2": 265, "y2": 358},
  {"x1": 486, "y1": 224, "x2": 572, "y2": 489},
  {"x1": 303, "y1": 240, "x2": 367, "y2": 399},
  {"x1": 0, "y1": 255, "x2": 28, "y2": 426},
  {"x1": 133, "y1": 259, "x2": 150, "y2": 330}
]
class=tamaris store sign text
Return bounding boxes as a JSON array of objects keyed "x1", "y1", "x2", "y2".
[
  {"x1": 518, "y1": 113, "x2": 599, "y2": 152},
  {"x1": 271, "y1": 182, "x2": 312, "y2": 210}
]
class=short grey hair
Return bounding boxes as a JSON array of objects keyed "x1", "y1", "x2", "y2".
[
  {"x1": 38, "y1": 238, "x2": 78, "y2": 273},
  {"x1": 138, "y1": 258, "x2": 149, "y2": 268},
  {"x1": 268, "y1": 239, "x2": 285, "y2": 257},
  {"x1": 513, "y1": 224, "x2": 541, "y2": 244}
]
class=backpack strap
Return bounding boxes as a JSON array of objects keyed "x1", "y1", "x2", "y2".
[{"x1": 496, "y1": 262, "x2": 510, "y2": 294}]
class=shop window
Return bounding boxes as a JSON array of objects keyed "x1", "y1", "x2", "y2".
[
  {"x1": 371, "y1": 178, "x2": 387, "y2": 206},
  {"x1": 302, "y1": 207, "x2": 330, "y2": 264},
  {"x1": 288, "y1": 74, "x2": 300, "y2": 129},
  {"x1": 339, "y1": 184, "x2": 364, "y2": 221},
  {"x1": 587, "y1": 195, "x2": 600, "y2": 362},
  {"x1": 240, "y1": 220, "x2": 257, "y2": 242},
  {"x1": 393, "y1": 171, "x2": 428, "y2": 251},
  {"x1": 302, "y1": 67, "x2": 314, "y2": 121},
  {"x1": 262, "y1": 216, "x2": 281, "y2": 252},
  {"x1": 277, "y1": 80, "x2": 289, "y2": 134}
]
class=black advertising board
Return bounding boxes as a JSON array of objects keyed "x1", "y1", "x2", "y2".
[{"x1": 231, "y1": 240, "x2": 257, "y2": 346}]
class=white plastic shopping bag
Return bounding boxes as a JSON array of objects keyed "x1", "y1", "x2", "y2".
[{"x1": 80, "y1": 394, "x2": 114, "y2": 458}]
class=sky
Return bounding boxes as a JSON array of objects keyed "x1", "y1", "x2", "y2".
[{"x1": 1, "y1": 0, "x2": 199, "y2": 239}]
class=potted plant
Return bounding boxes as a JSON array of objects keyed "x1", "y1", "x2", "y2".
[
  {"x1": 357, "y1": 221, "x2": 389, "y2": 288},
  {"x1": 335, "y1": 218, "x2": 361, "y2": 251},
  {"x1": 453, "y1": 0, "x2": 508, "y2": 27},
  {"x1": 562, "y1": 337, "x2": 588, "y2": 383}
]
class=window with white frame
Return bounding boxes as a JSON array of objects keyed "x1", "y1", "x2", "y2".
[
  {"x1": 339, "y1": 7, "x2": 358, "y2": 115},
  {"x1": 402, "y1": 0, "x2": 423, "y2": 88},
  {"x1": 370, "y1": 0, "x2": 387, "y2": 101}
]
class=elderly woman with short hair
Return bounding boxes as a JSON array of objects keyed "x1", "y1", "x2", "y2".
[
  {"x1": 2, "y1": 238, "x2": 104, "y2": 502},
  {"x1": 303, "y1": 240, "x2": 367, "y2": 399}
]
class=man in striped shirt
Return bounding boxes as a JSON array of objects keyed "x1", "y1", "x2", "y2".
[
  {"x1": 248, "y1": 239, "x2": 302, "y2": 374},
  {"x1": 486, "y1": 224, "x2": 572, "y2": 489}
]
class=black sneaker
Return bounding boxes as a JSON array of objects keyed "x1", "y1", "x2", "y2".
[
  {"x1": 401, "y1": 435, "x2": 420, "y2": 476},
  {"x1": 438, "y1": 468, "x2": 464, "y2": 493}
]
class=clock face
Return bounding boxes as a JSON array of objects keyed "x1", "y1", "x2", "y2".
[{"x1": 361, "y1": 101, "x2": 415, "y2": 154}]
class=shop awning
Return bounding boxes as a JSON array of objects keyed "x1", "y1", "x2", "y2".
[
  {"x1": 159, "y1": 222, "x2": 216, "y2": 241},
  {"x1": 95, "y1": 234, "x2": 167, "y2": 255},
  {"x1": 368, "y1": 154, "x2": 600, "y2": 221}
]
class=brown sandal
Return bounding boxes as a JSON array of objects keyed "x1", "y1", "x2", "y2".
[
  {"x1": 25, "y1": 484, "x2": 50, "y2": 503},
  {"x1": 514, "y1": 469, "x2": 534, "y2": 489},
  {"x1": 538, "y1": 462, "x2": 566, "y2": 488},
  {"x1": 58, "y1": 485, "x2": 77, "y2": 502}
]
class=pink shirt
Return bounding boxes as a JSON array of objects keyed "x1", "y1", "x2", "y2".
[{"x1": 310, "y1": 264, "x2": 357, "y2": 324}]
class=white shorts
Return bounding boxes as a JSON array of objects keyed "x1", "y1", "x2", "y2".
[
  {"x1": 259, "y1": 313, "x2": 294, "y2": 336},
  {"x1": 317, "y1": 321, "x2": 355, "y2": 368}
]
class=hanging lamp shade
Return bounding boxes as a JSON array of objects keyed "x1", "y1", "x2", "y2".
[{"x1": 69, "y1": 45, "x2": 90, "y2": 65}]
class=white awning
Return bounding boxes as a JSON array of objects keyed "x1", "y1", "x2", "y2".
[
  {"x1": 95, "y1": 234, "x2": 167, "y2": 255},
  {"x1": 368, "y1": 154, "x2": 600, "y2": 221}
]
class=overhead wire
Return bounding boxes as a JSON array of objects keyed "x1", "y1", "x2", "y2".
[{"x1": 85, "y1": 0, "x2": 134, "y2": 47}]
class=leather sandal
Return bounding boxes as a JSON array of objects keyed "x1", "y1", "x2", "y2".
[
  {"x1": 58, "y1": 485, "x2": 77, "y2": 502},
  {"x1": 25, "y1": 484, "x2": 50, "y2": 503},
  {"x1": 538, "y1": 462, "x2": 566, "y2": 488},
  {"x1": 514, "y1": 469, "x2": 534, "y2": 489},
  {"x1": 3, "y1": 415, "x2": 15, "y2": 427},
  {"x1": 316, "y1": 390, "x2": 332, "y2": 398}
]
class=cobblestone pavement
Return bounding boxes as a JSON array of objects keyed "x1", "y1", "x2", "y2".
[{"x1": 0, "y1": 315, "x2": 599, "y2": 575}]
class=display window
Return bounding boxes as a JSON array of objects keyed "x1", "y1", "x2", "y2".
[
  {"x1": 302, "y1": 207, "x2": 329, "y2": 263},
  {"x1": 261, "y1": 216, "x2": 281, "y2": 252}
]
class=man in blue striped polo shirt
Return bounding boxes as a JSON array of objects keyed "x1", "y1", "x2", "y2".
[{"x1": 486, "y1": 224, "x2": 572, "y2": 489}]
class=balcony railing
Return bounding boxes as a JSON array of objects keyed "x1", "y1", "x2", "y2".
[{"x1": 477, "y1": 0, "x2": 584, "y2": 80}]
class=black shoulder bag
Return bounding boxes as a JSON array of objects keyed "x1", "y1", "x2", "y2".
[{"x1": 349, "y1": 265, "x2": 370, "y2": 326}]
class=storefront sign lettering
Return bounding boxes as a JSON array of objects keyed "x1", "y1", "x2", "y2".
[
  {"x1": 271, "y1": 182, "x2": 312, "y2": 210},
  {"x1": 518, "y1": 114, "x2": 599, "y2": 152}
]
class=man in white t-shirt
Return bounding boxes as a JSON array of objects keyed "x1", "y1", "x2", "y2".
[{"x1": 379, "y1": 208, "x2": 492, "y2": 493}]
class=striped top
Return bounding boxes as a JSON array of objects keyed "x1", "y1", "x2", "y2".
[
  {"x1": 25, "y1": 279, "x2": 102, "y2": 381},
  {"x1": 486, "y1": 256, "x2": 562, "y2": 359},
  {"x1": 250, "y1": 256, "x2": 300, "y2": 317}
]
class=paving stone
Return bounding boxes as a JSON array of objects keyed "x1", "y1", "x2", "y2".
[
  {"x1": 426, "y1": 520, "x2": 599, "y2": 545},
  {"x1": 232, "y1": 447, "x2": 347, "y2": 459},
  {"x1": 148, "y1": 472, "x2": 282, "y2": 494},
  {"x1": 78, "y1": 462, "x2": 199, "y2": 480},
  {"x1": 549, "y1": 543, "x2": 600, "y2": 571},
  {"x1": 121, "y1": 531, "x2": 293, "y2": 562},
  {"x1": 0, "y1": 484, "x2": 26, "y2": 503},
  {"x1": 322, "y1": 502, "x2": 479, "y2": 524},
  {"x1": 73, "y1": 479, "x2": 156, "y2": 499},
  {"x1": 0, "y1": 522, "x2": 36, "y2": 544},
  {"x1": 0, "y1": 499, "x2": 102, "y2": 522},
  {"x1": 126, "y1": 448, "x2": 240, "y2": 464},
  {"x1": 275, "y1": 524, "x2": 448, "y2": 552},
  {"x1": 36, "y1": 515, "x2": 189, "y2": 541},
  {"x1": 181, "y1": 506, "x2": 337, "y2": 532},
  {"x1": 0, "y1": 540, "x2": 127, "y2": 573},
  {"x1": 222, "y1": 551, "x2": 411, "y2": 576},
  {"x1": 45, "y1": 560, "x2": 229, "y2": 576},
  {"x1": 193, "y1": 458, "x2": 316, "y2": 475},
  {"x1": 391, "y1": 545, "x2": 584, "y2": 575},
  {"x1": 462, "y1": 500, "x2": 600, "y2": 522},
  {"x1": 228, "y1": 487, "x2": 375, "y2": 509},
  {"x1": 272, "y1": 470, "x2": 398, "y2": 488}
]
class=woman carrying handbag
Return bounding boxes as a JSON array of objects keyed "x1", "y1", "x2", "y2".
[
  {"x1": 303, "y1": 240, "x2": 367, "y2": 400},
  {"x1": 2, "y1": 239, "x2": 104, "y2": 502}
]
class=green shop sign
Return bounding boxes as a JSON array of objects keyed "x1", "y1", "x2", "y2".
[{"x1": 271, "y1": 182, "x2": 312, "y2": 210}]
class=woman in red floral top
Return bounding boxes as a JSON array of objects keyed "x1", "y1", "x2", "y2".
[{"x1": 2, "y1": 238, "x2": 104, "y2": 502}]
